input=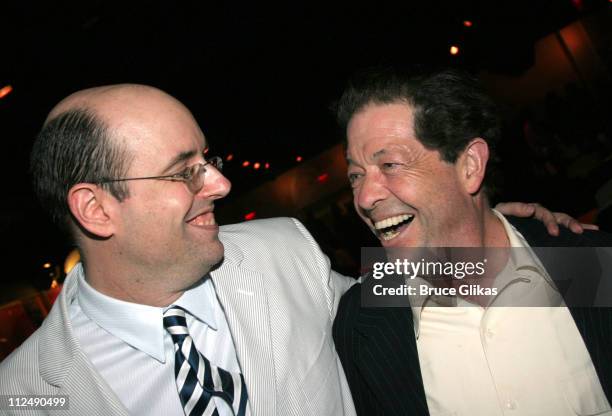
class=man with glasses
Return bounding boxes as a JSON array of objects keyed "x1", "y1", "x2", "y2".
[
  {"x1": 0, "y1": 84, "x2": 356, "y2": 416},
  {"x1": 0, "y1": 83, "x2": 581, "y2": 416}
]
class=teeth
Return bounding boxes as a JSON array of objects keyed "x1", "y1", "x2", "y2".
[
  {"x1": 381, "y1": 229, "x2": 401, "y2": 241},
  {"x1": 374, "y1": 214, "x2": 413, "y2": 230},
  {"x1": 189, "y1": 213, "x2": 216, "y2": 226}
]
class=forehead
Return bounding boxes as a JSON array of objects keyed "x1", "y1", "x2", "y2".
[
  {"x1": 346, "y1": 102, "x2": 417, "y2": 156},
  {"x1": 107, "y1": 94, "x2": 207, "y2": 170}
]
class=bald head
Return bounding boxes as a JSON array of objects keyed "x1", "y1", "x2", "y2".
[
  {"x1": 47, "y1": 84, "x2": 186, "y2": 125},
  {"x1": 31, "y1": 83, "x2": 198, "y2": 237}
]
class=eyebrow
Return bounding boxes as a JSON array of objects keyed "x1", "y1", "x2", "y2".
[
  {"x1": 161, "y1": 149, "x2": 199, "y2": 174},
  {"x1": 346, "y1": 148, "x2": 387, "y2": 166}
]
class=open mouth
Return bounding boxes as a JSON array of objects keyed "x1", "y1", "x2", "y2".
[
  {"x1": 187, "y1": 212, "x2": 217, "y2": 228},
  {"x1": 374, "y1": 214, "x2": 414, "y2": 241}
]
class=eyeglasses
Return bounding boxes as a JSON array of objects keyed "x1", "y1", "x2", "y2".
[{"x1": 99, "y1": 156, "x2": 223, "y2": 194}]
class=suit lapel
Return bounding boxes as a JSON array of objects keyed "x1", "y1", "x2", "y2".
[
  {"x1": 353, "y1": 305, "x2": 430, "y2": 414},
  {"x1": 211, "y1": 241, "x2": 277, "y2": 416},
  {"x1": 39, "y1": 267, "x2": 130, "y2": 416}
]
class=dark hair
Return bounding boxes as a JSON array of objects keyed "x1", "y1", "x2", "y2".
[
  {"x1": 336, "y1": 68, "x2": 501, "y2": 164},
  {"x1": 30, "y1": 109, "x2": 132, "y2": 233}
]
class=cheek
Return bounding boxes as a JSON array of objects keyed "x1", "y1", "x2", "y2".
[
  {"x1": 144, "y1": 191, "x2": 191, "y2": 217},
  {"x1": 351, "y1": 189, "x2": 360, "y2": 211},
  {"x1": 385, "y1": 176, "x2": 419, "y2": 203},
  {"x1": 352, "y1": 195, "x2": 372, "y2": 226},
  {"x1": 123, "y1": 204, "x2": 188, "y2": 243}
]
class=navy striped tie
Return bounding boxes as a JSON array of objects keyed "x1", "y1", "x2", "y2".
[{"x1": 163, "y1": 306, "x2": 248, "y2": 416}]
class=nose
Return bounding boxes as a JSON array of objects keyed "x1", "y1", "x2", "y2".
[
  {"x1": 198, "y1": 165, "x2": 231, "y2": 200},
  {"x1": 355, "y1": 171, "x2": 388, "y2": 212}
]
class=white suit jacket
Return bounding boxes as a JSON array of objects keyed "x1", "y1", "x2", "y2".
[{"x1": 0, "y1": 218, "x2": 357, "y2": 416}]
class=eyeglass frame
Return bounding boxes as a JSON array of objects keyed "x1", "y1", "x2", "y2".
[{"x1": 98, "y1": 156, "x2": 223, "y2": 194}]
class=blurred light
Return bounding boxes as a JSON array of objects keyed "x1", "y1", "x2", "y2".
[
  {"x1": 253, "y1": 162, "x2": 261, "y2": 170},
  {"x1": 463, "y1": 20, "x2": 473, "y2": 27},
  {"x1": 0, "y1": 85, "x2": 13, "y2": 99},
  {"x1": 64, "y1": 249, "x2": 81, "y2": 274},
  {"x1": 450, "y1": 45, "x2": 460, "y2": 55},
  {"x1": 317, "y1": 173, "x2": 329, "y2": 183},
  {"x1": 50, "y1": 279, "x2": 59, "y2": 289},
  {"x1": 571, "y1": 0, "x2": 583, "y2": 10},
  {"x1": 296, "y1": 156, "x2": 303, "y2": 162},
  {"x1": 264, "y1": 162, "x2": 270, "y2": 169},
  {"x1": 242, "y1": 161, "x2": 250, "y2": 167},
  {"x1": 244, "y1": 211, "x2": 256, "y2": 221},
  {"x1": 43, "y1": 262, "x2": 52, "y2": 269},
  {"x1": 226, "y1": 154, "x2": 234, "y2": 161},
  {"x1": 203, "y1": 148, "x2": 210, "y2": 154}
]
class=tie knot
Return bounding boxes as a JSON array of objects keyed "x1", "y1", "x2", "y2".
[{"x1": 163, "y1": 306, "x2": 189, "y2": 341}]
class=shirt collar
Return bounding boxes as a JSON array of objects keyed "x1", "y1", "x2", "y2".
[
  {"x1": 492, "y1": 209, "x2": 549, "y2": 275},
  {"x1": 411, "y1": 209, "x2": 550, "y2": 338},
  {"x1": 77, "y1": 271, "x2": 218, "y2": 363}
]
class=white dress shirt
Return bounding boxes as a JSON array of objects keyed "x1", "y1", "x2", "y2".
[
  {"x1": 68, "y1": 266, "x2": 250, "y2": 416},
  {"x1": 414, "y1": 211, "x2": 611, "y2": 416}
]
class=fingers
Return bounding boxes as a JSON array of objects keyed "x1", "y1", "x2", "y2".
[
  {"x1": 494, "y1": 201, "x2": 599, "y2": 235},
  {"x1": 494, "y1": 202, "x2": 536, "y2": 217},
  {"x1": 554, "y1": 213, "x2": 599, "y2": 232},
  {"x1": 494, "y1": 202, "x2": 560, "y2": 235},
  {"x1": 581, "y1": 223, "x2": 599, "y2": 230},
  {"x1": 552, "y1": 213, "x2": 582, "y2": 234},
  {"x1": 530, "y1": 203, "x2": 561, "y2": 236}
]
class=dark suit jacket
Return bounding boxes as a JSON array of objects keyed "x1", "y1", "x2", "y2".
[{"x1": 333, "y1": 217, "x2": 612, "y2": 416}]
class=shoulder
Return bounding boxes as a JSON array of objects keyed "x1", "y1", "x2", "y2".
[
  {"x1": 506, "y1": 216, "x2": 612, "y2": 247},
  {"x1": 220, "y1": 217, "x2": 313, "y2": 247},
  {"x1": 219, "y1": 217, "x2": 326, "y2": 267},
  {"x1": 218, "y1": 216, "x2": 330, "y2": 274}
]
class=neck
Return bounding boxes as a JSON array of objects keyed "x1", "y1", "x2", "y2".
[
  {"x1": 450, "y1": 203, "x2": 510, "y2": 306},
  {"x1": 459, "y1": 196, "x2": 510, "y2": 248},
  {"x1": 80, "y1": 244, "x2": 198, "y2": 307},
  {"x1": 483, "y1": 206, "x2": 510, "y2": 248}
]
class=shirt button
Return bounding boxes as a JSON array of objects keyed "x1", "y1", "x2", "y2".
[
  {"x1": 486, "y1": 328, "x2": 494, "y2": 339},
  {"x1": 505, "y1": 400, "x2": 518, "y2": 410}
]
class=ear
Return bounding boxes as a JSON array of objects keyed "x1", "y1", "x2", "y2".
[
  {"x1": 457, "y1": 138, "x2": 489, "y2": 195},
  {"x1": 67, "y1": 183, "x2": 116, "y2": 238}
]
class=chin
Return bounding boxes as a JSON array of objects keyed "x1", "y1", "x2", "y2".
[{"x1": 204, "y1": 240, "x2": 225, "y2": 266}]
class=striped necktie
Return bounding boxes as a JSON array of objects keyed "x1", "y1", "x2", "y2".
[{"x1": 163, "y1": 306, "x2": 248, "y2": 416}]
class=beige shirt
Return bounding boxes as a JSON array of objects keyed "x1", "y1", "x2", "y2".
[{"x1": 414, "y1": 211, "x2": 611, "y2": 416}]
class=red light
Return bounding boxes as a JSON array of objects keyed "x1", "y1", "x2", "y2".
[
  {"x1": 463, "y1": 20, "x2": 473, "y2": 27},
  {"x1": 203, "y1": 148, "x2": 210, "y2": 154},
  {"x1": 0, "y1": 85, "x2": 13, "y2": 99},
  {"x1": 317, "y1": 173, "x2": 329, "y2": 183},
  {"x1": 253, "y1": 162, "x2": 261, "y2": 170},
  {"x1": 571, "y1": 0, "x2": 583, "y2": 10},
  {"x1": 296, "y1": 156, "x2": 303, "y2": 162},
  {"x1": 226, "y1": 154, "x2": 234, "y2": 161},
  {"x1": 450, "y1": 45, "x2": 460, "y2": 56},
  {"x1": 264, "y1": 162, "x2": 270, "y2": 169},
  {"x1": 242, "y1": 161, "x2": 250, "y2": 167},
  {"x1": 244, "y1": 211, "x2": 256, "y2": 221}
]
